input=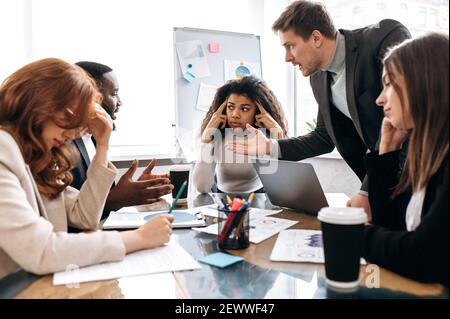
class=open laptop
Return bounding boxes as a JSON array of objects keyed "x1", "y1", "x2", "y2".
[{"x1": 253, "y1": 158, "x2": 330, "y2": 215}]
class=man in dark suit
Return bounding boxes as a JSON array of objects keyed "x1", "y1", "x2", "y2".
[
  {"x1": 72, "y1": 61, "x2": 173, "y2": 220},
  {"x1": 226, "y1": 1, "x2": 411, "y2": 217}
]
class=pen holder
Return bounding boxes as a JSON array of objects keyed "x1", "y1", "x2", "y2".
[{"x1": 217, "y1": 208, "x2": 250, "y2": 250}]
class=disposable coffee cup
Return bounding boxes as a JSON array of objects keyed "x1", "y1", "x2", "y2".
[
  {"x1": 318, "y1": 207, "x2": 367, "y2": 290},
  {"x1": 169, "y1": 165, "x2": 190, "y2": 204}
]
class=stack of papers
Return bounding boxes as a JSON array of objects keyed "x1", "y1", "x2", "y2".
[
  {"x1": 53, "y1": 240, "x2": 201, "y2": 285},
  {"x1": 193, "y1": 214, "x2": 298, "y2": 244}
]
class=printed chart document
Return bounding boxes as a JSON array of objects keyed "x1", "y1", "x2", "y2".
[
  {"x1": 193, "y1": 216, "x2": 298, "y2": 244},
  {"x1": 102, "y1": 206, "x2": 206, "y2": 229},
  {"x1": 270, "y1": 229, "x2": 324, "y2": 263},
  {"x1": 270, "y1": 229, "x2": 366, "y2": 264},
  {"x1": 53, "y1": 241, "x2": 201, "y2": 285}
]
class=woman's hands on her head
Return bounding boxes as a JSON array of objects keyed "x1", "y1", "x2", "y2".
[
  {"x1": 88, "y1": 103, "x2": 113, "y2": 166},
  {"x1": 254, "y1": 102, "x2": 284, "y2": 139},
  {"x1": 379, "y1": 117, "x2": 409, "y2": 155},
  {"x1": 201, "y1": 99, "x2": 228, "y2": 143},
  {"x1": 88, "y1": 103, "x2": 113, "y2": 147}
]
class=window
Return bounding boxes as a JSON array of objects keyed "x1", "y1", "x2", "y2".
[
  {"x1": 399, "y1": 3, "x2": 409, "y2": 25},
  {"x1": 352, "y1": 6, "x2": 364, "y2": 26},
  {"x1": 375, "y1": 2, "x2": 388, "y2": 22},
  {"x1": 430, "y1": 8, "x2": 440, "y2": 28},
  {"x1": 293, "y1": 0, "x2": 449, "y2": 158},
  {"x1": 417, "y1": 6, "x2": 427, "y2": 27},
  {"x1": 1, "y1": 0, "x2": 291, "y2": 161},
  {"x1": 0, "y1": 0, "x2": 30, "y2": 82}
]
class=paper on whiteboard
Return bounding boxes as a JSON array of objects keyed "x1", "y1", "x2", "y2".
[
  {"x1": 176, "y1": 40, "x2": 210, "y2": 78},
  {"x1": 223, "y1": 60, "x2": 261, "y2": 82},
  {"x1": 196, "y1": 83, "x2": 218, "y2": 112}
]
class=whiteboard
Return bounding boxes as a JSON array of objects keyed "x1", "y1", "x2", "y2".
[{"x1": 173, "y1": 27, "x2": 262, "y2": 162}]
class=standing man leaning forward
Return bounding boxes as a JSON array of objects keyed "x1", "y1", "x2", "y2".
[{"x1": 226, "y1": 0, "x2": 411, "y2": 218}]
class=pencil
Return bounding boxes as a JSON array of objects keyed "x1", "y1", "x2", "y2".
[{"x1": 168, "y1": 180, "x2": 187, "y2": 214}]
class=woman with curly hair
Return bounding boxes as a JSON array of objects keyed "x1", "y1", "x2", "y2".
[{"x1": 193, "y1": 75, "x2": 288, "y2": 193}]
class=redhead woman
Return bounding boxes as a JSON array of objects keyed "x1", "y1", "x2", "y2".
[{"x1": 0, "y1": 58, "x2": 174, "y2": 279}]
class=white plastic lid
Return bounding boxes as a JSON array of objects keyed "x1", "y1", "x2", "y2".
[
  {"x1": 169, "y1": 164, "x2": 191, "y2": 171},
  {"x1": 318, "y1": 207, "x2": 367, "y2": 225}
]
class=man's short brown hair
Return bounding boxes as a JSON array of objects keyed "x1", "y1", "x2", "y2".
[{"x1": 272, "y1": 0, "x2": 336, "y2": 39}]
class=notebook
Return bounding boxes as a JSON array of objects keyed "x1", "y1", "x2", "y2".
[{"x1": 102, "y1": 206, "x2": 206, "y2": 229}]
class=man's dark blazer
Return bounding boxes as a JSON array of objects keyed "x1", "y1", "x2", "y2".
[
  {"x1": 71, "y1": 138, "x2": 91, "y2": 191},
  {"x1": 277, "y1": 19, "x2": 411, "y2": 190},
  {"x1": 71, "y1": 138, "x2": 112, "y2": 222}
]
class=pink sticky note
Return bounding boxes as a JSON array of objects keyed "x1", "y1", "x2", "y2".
[{"x1": 209, "y1": 43, "x2": 220, "y2": 53}]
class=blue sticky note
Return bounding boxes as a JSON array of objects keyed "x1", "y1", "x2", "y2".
[
  {"x1": 183, "y1": 71, "x2": 196, "y2": 83},
  {"x1": 197, "y1": 252, "x2": 244, "y2": 268}
]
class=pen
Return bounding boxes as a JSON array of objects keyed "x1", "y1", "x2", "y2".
[
  {"x1": 233, "y1": 193, "x2": 254, "y2": 238},
  {"x1": 211, "y1": 193, "x2": 225, "y2": 209},
  {"x1": 168, "y1": 180, "x2": 187, "y2": 214}
]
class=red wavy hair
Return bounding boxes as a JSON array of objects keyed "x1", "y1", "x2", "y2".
[{"x1": 0, "y1": 58, "x2": 101, "y2": 198}]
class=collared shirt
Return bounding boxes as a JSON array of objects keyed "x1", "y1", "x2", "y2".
[
  {"x1": 323, "y1": 32, "x2": 351, "y2": 119},
  {"x1": 82, "y1": 134, "x2": 96, "y2": 161},
  {"x1": 406, "y1": 187, "x2": 427, "y2": 231},
  {"x1": 272, "y1": 32, "x2": 351, "y2": 159}
]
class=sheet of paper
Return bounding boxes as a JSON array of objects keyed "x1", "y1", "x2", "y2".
[
  {"x1": 270, "y1": 229, "x2": 366, "y2": 264},
  {"x1": 53, "y1": 241, "x2": 201, "y2": 285},
  {"x1": 324, "y1": 193, "x2": 350, "y2": 208},
  {"x1": 176, "y1": 40, "x2": 210, "y2": 78},
  {"x1": 249, "y1": 216, "x2": 298, "y2": 244},
  {"x1": 270, "y1": 229, "x2": 324, "y2": 263},
  {"x1": 199, "y1": 205, "x2": 281, "y2": 219},
  {"x1": 223, "y1": 59, "x2": 261, "y2": 81},
  {"x1": 196, "y1": 82, "x2": 218, "y2": 112},
  {"x1": 193, "y1": 216, "x2": 298, "y2": 244}
]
